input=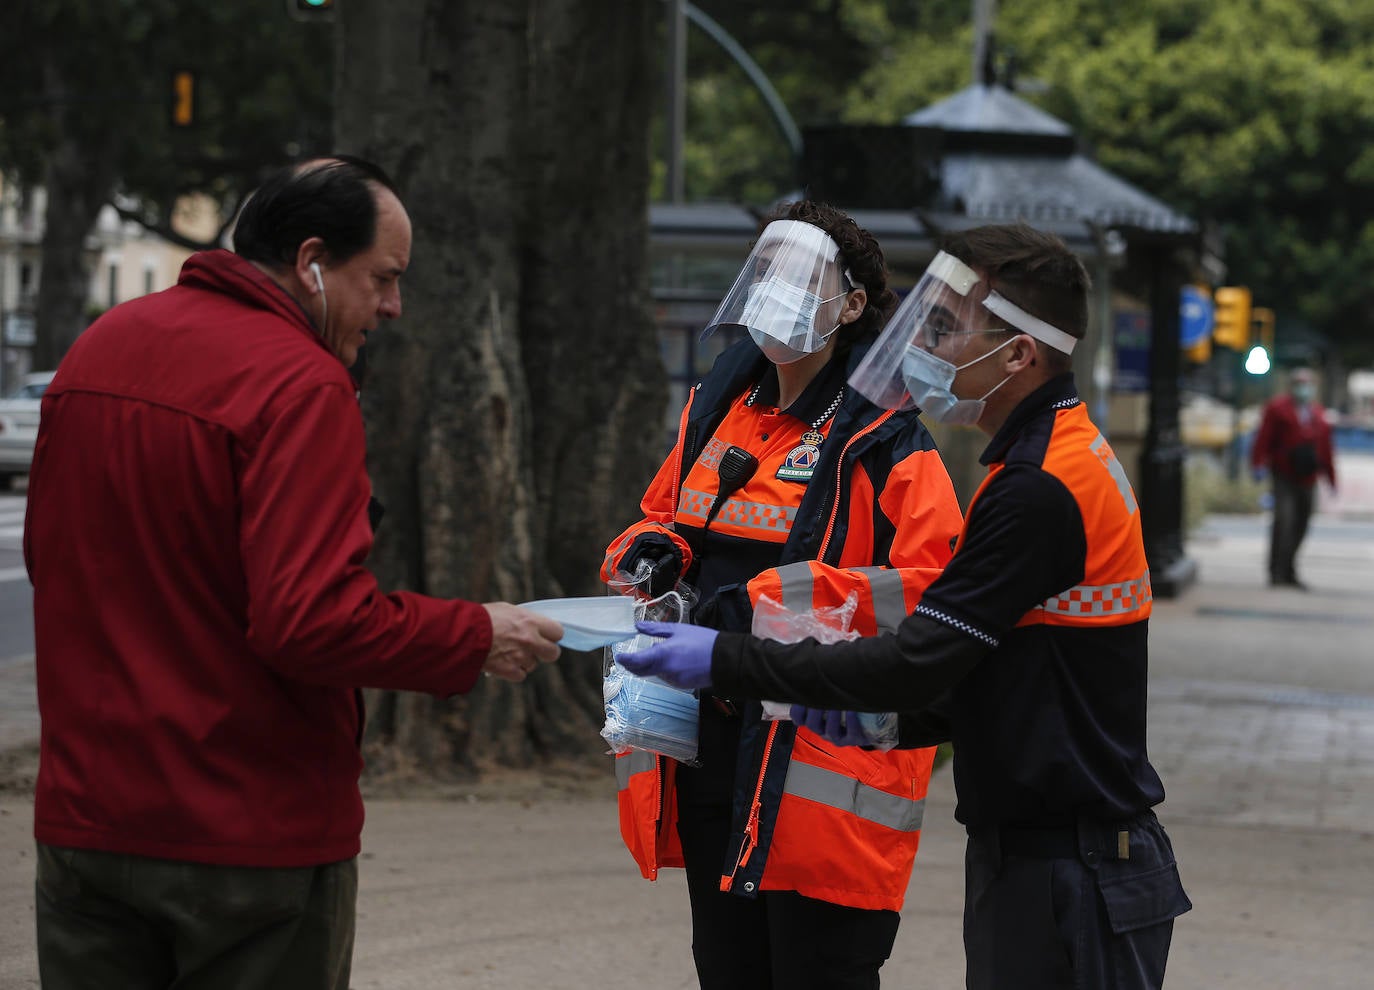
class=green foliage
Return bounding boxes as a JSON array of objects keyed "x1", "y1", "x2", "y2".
[
  {"x1": 1184, "y1": 452, "x2": 1266, "y2": 531},
  {"x1": 670, "y1": 0, "x2": 1374, "y2": 364},
  {"x1": 0, "y1": 0, "x2": 333, "y2": 242}
]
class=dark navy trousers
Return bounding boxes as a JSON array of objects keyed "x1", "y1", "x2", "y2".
[{"x1": 962, "y1": 811, "x2": 1191, "y2": 990}]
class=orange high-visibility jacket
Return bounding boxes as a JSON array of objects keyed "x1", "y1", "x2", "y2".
[{"x1": 604, "y1": 339, "x2": 962, "y2": 911}]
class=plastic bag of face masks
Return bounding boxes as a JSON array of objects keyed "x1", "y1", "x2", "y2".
[
  {"x1": 600, "y1": 559, "x2": 702, "y2": 763},
  {"x1": 752, "y1": 592, "x2": 900, "y2": 750}
]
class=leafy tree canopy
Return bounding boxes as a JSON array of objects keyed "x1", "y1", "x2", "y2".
[
  {"x1": 683, "y1": 0, "x2": 1374, "y2": 363},
  {"x1": 0, "y1": 0, "x2": 333, "y2": 246}
]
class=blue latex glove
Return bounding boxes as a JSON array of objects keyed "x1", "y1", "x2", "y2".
[
  {"x1": 615, "y1": 620, "x2": 718, "y2": 690},
  {"x1": 791, "y1": 705, "x2": 873, "y2": 747}
]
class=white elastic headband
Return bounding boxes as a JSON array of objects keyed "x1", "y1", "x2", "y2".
[
  {"x1": 926, "y1": 251, "x2": 980, "y2": 296},
  {"x1": 983, "y1": 291, "x2": 1078, "y2": 354}
]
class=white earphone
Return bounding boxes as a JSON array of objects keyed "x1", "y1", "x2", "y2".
[{"x1": 309, "y1": 261, "x2": 324, "y2": 293}]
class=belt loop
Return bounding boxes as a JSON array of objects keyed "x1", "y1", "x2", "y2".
[{"x1": 1076, "y1": 817, "x2": 1102, "y2": 868}]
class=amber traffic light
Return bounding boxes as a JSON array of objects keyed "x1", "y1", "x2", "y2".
[
  {"x1": 1211, "y1": 286, "x2": 1252, "y2": 351},
  {"x1": 169, "y1": 69, "x2": 196, "y2": 128}
]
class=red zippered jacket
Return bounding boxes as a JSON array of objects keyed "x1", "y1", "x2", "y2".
[{"x1": 25, "y1": 250, "x2": 492, "y2": 868}]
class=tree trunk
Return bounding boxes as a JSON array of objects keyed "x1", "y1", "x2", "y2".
[
  {"x1": 33, "y1": 55, "x2": 120, "y2": 370},
  {"x1": 336, "y1": 0, "x2": 664, "y2": 781}
]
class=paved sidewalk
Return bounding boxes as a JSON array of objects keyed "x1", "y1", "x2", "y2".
[{"x1": 2, "y1": 502, "x2": 1372, "y2": 987}]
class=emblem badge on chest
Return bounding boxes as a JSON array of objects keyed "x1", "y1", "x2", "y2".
[{"x1": 776, "y1": 430, "x2": 825, "y2": 482}]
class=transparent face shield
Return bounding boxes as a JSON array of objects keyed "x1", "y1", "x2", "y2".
[
  {"x1": 848, "y1": 250, "x2": 1078, "y2": 420},
  {"x1": 848, "y1": 252, "x2": 988, "y2": 411},
  {"x1": 704, "y1": 219, "x2": 861, "y2": 364}
]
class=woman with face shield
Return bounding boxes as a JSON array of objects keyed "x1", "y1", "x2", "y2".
[{"x1": 600, "y1": 202, "x2": 964, "y2": 987}]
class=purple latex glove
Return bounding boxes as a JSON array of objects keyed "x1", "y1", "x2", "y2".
[
  {"x1": 791, "y1": 705, "x2": 873, "y2": 747},
  {"x1": 616, "y1": 620, "x2": 718, "y2": 690}
]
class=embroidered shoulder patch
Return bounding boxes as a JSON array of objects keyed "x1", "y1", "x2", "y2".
[{"x1": 776, "y1": 441, "x2": 821, "y2": 482}]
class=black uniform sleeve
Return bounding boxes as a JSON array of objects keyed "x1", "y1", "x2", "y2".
[
  {"x1": 712, "y1": 612, "x2": 985, "y2": 713},
  {"x1": 708, "y1": 463, "x2": 1087, "y2": 715},
  {"x1": 913, "y1": 463, "x2": 1086, "y2": 646}
]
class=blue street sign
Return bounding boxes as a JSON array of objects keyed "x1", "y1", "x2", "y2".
[{"x1": 1179, "y1": 285, "x2": 1213, "y2": 348}]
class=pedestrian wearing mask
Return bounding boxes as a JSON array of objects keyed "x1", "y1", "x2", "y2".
[
  {"x1": 620, "y1": 223, "x2": 1193, "y2": 990},
  {"x1": 602, "y1": 202, "x2": 963, "y2": 988},
  {"x1": 1251, "y1": 366, "x2": 1337, "y2": 589}
]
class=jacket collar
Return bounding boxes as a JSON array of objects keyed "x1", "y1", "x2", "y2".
[
  {"x1": 747, "y1": 352, "x2": 850, "y2": 428},
  {"x1": 979, "y1": 373, "x2": 1081, "y2": 466},
  {"x1": 178, "y1": 250, "x2": 328, "y2": 350},
  {"x1": 690, "y1": 336, "x2": 884, "y2": 432}
]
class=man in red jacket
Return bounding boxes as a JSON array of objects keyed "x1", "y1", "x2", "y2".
[
  {"x1": 1251, "y1": 366, "x2": 1337, "y2": 589},
  {"x1": 24, "y1": 156, "x2": 563, "y2": 989}
]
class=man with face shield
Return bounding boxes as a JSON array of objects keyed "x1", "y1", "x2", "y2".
[
  {"x1": 601, "y1": 202, "x2": 963, "y2": 988},
  {"x1": 619, "y1": 223, "x2": 1193, "y2": 990}
]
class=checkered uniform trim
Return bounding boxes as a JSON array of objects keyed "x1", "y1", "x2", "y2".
[
  {"x1": 1035, "y1": 571, "x2": 1152, "y2": 617},
  {"x1": 677, "y1": 487, "x2": 797, "y2": 534},
  {"x1": 915, "y1": 604, "x2": 999, "y2": 647},
  {"x1": 716, "y1": 497, "x2": 797, "y2": 533},
  {"x1": 678, "y1": 486, "x2": 715, "y2": 521}
]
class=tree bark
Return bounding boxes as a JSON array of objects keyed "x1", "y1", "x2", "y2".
[
  {"x1": 337, "y1": 0, "x2": 664, "y2": 780},
  {"x1": 33, "y1": 54, "x2": 121, "y2": 370}
]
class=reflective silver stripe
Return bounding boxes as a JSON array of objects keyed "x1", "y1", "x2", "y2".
[
  {"x1": 1090, "y1": 433, "x2": 1139, "y2": 514},
  {"x1": 716, "y1": 498, "x2": 796, "y2": 534},
  {"x1": 774, "y1": 561, "x2": 818, "y2": 613},
  {"x1": 855, "y1": 567, "x2": 909, "y2": 634},
  {"x1": 614, "y1": 750, "x2": 657, "y2": 790},
  {"x1": 1039, "y1": 570, "x2": 1152, "y2": 617},
  {"x1": 678, "y1": 486, "x2": 714, "y2": 522},
  {"x1": 782, "y1": 760, "x2": 925, "y2": 832}
]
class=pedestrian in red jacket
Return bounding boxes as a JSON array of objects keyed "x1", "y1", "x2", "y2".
[
  {"x1": 25, "y1": 156, "x2": 563, "y2": 989},
  {"x1": 1251, "y1": 367, "x2": 1337, "y2": 589}
]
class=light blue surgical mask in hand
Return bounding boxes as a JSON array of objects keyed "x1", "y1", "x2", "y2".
[{"x1": 900, "y1": 336, "x2": 1017, "y2": 425}]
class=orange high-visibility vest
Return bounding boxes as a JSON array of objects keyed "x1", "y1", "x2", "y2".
[{"x1": 605, "y1": 341, "x2": 962, "y2": 911}]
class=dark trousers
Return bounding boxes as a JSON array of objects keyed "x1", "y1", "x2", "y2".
[
  {"x1": 1269, "y1": 474, "x2": 1316, "y2": 583},
  {"x1": 673, "y1": 707, "x2": 900, "y2": 990},
  {"x1": 35, "y1": 843, "x2": 356, "y2": 990},
  {"x1": 962, "y1": 813, "x2": 1190, "y2": 990}
]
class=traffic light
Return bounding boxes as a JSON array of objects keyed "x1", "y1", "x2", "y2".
[
  {"x1": 169, "y1": 69, "x2": 196, "y2": 128},
  {"x1": 1251, "y1": 307, "x2": 1275, "y2": 353},
  {"x1": 288, "y1": 0, "x2": 335, "y2": 20},
  {"x1": 1245, "y1": 306, "x2": 1275, "y2": 376},
  {"x1": 1211, "y1": 286, "x2": 1252, "y2": 351}
]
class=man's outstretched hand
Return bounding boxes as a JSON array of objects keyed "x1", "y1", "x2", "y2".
[{"x1": 615, "y1": 621, "x2": 718, "y2": 690}]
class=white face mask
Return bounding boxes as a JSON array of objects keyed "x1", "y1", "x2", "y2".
[
  {"x1": 900, "y1": 336, "x2": 1017, "y2": 425},
  {"x1": 741, "y1": 278, "x2": 847, "y2": 364}
]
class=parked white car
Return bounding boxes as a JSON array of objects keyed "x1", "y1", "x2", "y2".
[{"x1": 0, "y1": 371, "x2": 54, "y2": 489}]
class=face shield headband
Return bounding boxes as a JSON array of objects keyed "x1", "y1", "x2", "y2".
[{"x1": 847, "y1": 250, "x2": 1077, "y2": 413}]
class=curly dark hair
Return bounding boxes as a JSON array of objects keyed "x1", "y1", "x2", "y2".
[{"x1": 759, "y1": 201, "x2": 898, "y2": 346}]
